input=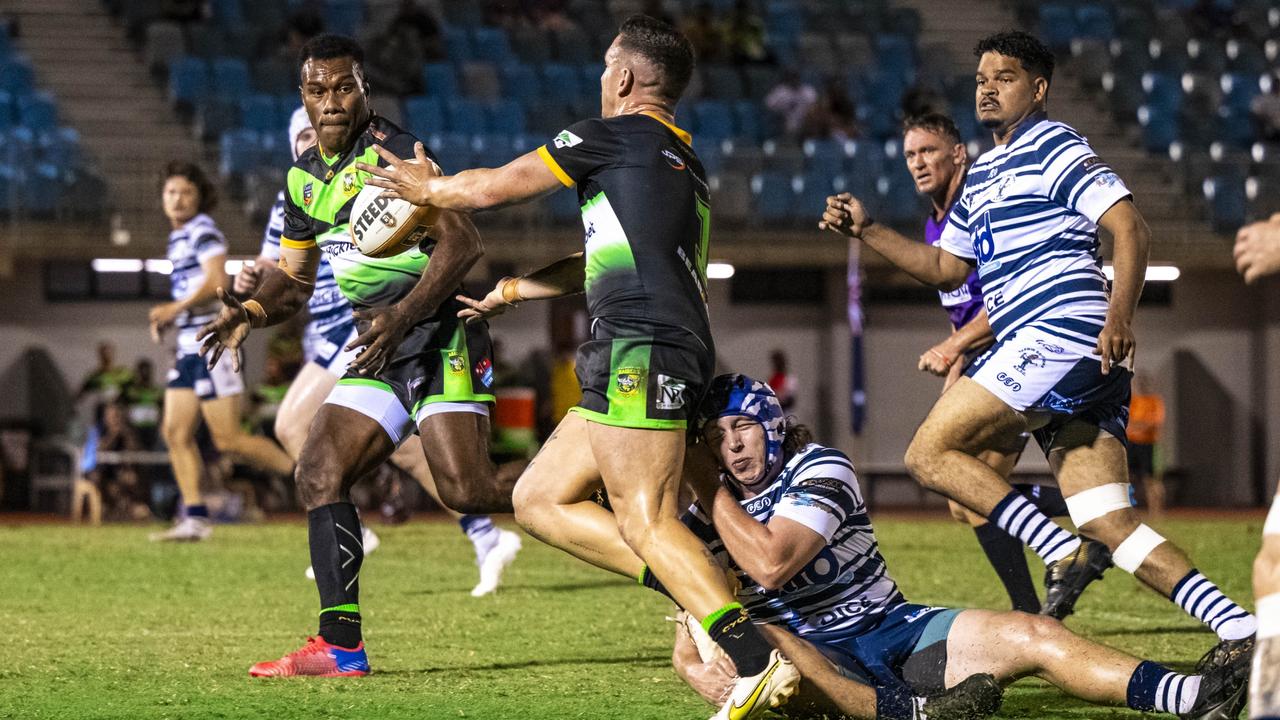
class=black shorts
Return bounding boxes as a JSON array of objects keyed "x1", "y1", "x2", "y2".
[
  {"x1": 571, "y1": 317, "x2": 714, "y2": 430},
  {"x1": 1127, "y1": 442, "x2": 1155, "y2": 478}
]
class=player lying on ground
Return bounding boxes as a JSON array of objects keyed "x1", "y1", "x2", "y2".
[
  {"x1": 198, "y1": 33, "x2": 518, "y2": 677},
  {"x1": 361, "y1": 15, "x2": 802, "y2": 718},
  {"x1": 234, "y1": 106, "x2": 520, "y2": 597},
  {"x1": 672, "y1": 373, "x2": 1251, "y2": 720},
  {"x1": 821, "y1": 30, "x2": 1256, "y2": 670},
  {"x1": 902, "y1": 111, "x2": 1103, "y2": 618},
  {"x1": 1231, "y1": 215, "x2": 1280, "y2": 719}
]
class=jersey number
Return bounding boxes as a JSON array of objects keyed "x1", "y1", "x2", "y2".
[{"x1": 695, "y1": 196, "x2": 711, "y2": 289}]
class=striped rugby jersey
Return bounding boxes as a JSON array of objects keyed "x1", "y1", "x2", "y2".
[
  {"x1": 684, "y1": 444, "x2": 904, "y2": 638},
  {"x1": 938, "y1": 114, "x2": 1132, "y2": 351},
  {"x1": 260, "y1": 191, "x2": 351, "y2": 336},
  {"x1": 166, "y1": 213, "x2": 227, "y2": 354}
]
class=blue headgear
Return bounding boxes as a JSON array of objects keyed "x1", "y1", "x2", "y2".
[{"x1": 699, "y1": 373, "x2": 787, "y2": 484}]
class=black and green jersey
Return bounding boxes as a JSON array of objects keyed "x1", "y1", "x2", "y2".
[
  {"x1": 282, "y1": 115, "x2": 444, "y2": 310},
  {"x1": 537, "y1": 113, "x2": 712, "y2": 344}
]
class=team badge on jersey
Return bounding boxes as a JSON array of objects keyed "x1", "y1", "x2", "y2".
[
  {"x1": 615, "y1": 367, "x2": 643, "y2": 396},
  {"x1": 655, "y1": 374, "x2": 687, "y2": 410},
  {"x1": 1014, "y1": 348, "x2": 1047, "y2": 374},
  {"x1": 303, "y1": 182, "x2": 314, "y2": 206},
  {"x1": 448, "y1": 352, "x2": 466, "y2": 374},
  {"x1": 1036, "y1": 339, "x2": 1065, "y2": 354},
  {"x1": 342, "y1": 171, "x2": 357, "y2": 196},
  {"x1": 553, "y1": 130, "x2": 583, "y2": 149}
]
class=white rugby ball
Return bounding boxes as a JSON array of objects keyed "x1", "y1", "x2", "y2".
[{"x1": 349, "y1": 164, "x2": 440, "y2": 258}]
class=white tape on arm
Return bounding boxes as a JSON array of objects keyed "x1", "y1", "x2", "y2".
[
  {"x1": 1065, "y1": 483, "x2": 1132, "y2": 528},
  {"x1": 1112, "y1": 524, "x2": 1166, "y2": 573}
]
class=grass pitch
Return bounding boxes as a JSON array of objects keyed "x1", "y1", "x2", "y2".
[{"x1": 2, "y1": 514, "x2": 1264, "y2": 719}]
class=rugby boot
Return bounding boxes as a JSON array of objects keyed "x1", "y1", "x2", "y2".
[
  {"x1": 1041, "y1": 538, "x2": 1112, "y2": 620},
  {"x1": 710, "y1": 648, "x2": 800, "y2": 720},
  {"x1": 1180, "y1": 643, "x2": 1252, "y2": 719},
  {"x1": 1195, "y1": 634, "x2": 1255, "y2": 673},
  {"x1": 249, "y1": 636, "x2": 369, "y2": 677},
  {"x1": 471, "y1": 529, "x2": 522, "y2": 597},
  {"x1": 919, "y1": 673, "x2": 1004, "y2": 720},
  {"x1": 148, "y1": 516, "x2": 212, "y2": 542}
]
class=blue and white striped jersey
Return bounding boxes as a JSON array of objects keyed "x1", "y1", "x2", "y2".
[
  {"x1": 938, "y1": 115, "x2": 1132, "y2": 351},
  {"x1": 260, "y1": 190, "x2": 352, "y2": 336},
  {"x1": 684, "y1": 444, "x2": 904, "y2": 639},
  {"x1": 167, "y1": 213, "x2": 227, "y2": 354}
]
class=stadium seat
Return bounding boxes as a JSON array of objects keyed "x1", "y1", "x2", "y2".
[
  {"x1": 551, "y1": 26, "x2": 594, "y2": 64},
  {"x1": 835, "y1": 34, "x2": 875, "y2": 72},
  {"x1": 1142, "y1": 72, "x2": 1183, "y2": 114},
  {"x1": 460, "y1": 61, "x2": 502, "y2": 102},
  {"x1": 508, "y1": 24, "x2": 551, "y2": 65},
  {"x1": 446, "y1": 98, "x2": 485, "y2": 134},
  {"x1": 0, "y1": 57, "x2": 35, "y2": 95},
  {"x1": 693, "y1": 100, "x2": 734, "y2": 146},
  {"x1": 1038, "y1": 3, "x2": 1077, "y2": 50},
  {"x1": 1137, "y1": 105, "x2": 1178, "y2": 153},
  {"x1": 404, "y1": 95, "x2": 446, "y2": 138},
  {"x1": 732, "y1": 100, "x2": 764, "y2": 143},
  {"x1": 525, "y1": 98, "x2": 574, "y2": 135},
  {"x1": 797, "y1": 33, "x2": 838, "y2": 76},
  {"x1": 803, "y1": 138, "x2": 852, "y2": 179},
  {"x1": 743, "y1": 66, "x2": 781, "y2": 101},
  {"x1": 703, "y1": 65, "x2": 745, "y2": 101},
  {"x1": 762, "y1": 139, "x2": 805, "y2": 175},
  {"x1": 208, "y1": 0, "x2": 244, "y2": 27},
  {"x1": 219, "y1": 128, "x2": 259, "y2": 177},
  {"x1": 1217, "y1": 106, "x2": 1254, "y2": 149},
  {"x1": 440, "y1": 1, "x2": 484, "y2": 28},
  {"x1": 797, "y1": 170, "x2": 840, "y2": 216},
  {"x1": 877, "y1": 169, "x2": 924, "y2": 225},
  {"x1": 546, "y1": 184, "x2": 579, "y2": 222},
  {"x1": 239, "y1": 94, "x2": 277, "y2": 134},
  {"x1": 22, "y1": 162, "x2": 63, "y2": 217},
  {"x1": 40, "y1": 127, "x2": 83, "y2": 171},
  {"x1": 540, "y1": 64, "x2": 581, "y2": 106},
  {"x1": 721, "y1": 141, "x2": 765, "y2": 177},
  {"x1": 485, "y1": 99, "x2": 526, "y2": 136},
  {"x1": 709, "y1": 171, "x2": 752, "y2": 224},
  {"x1": 423, "y1": 63, "x2": 459, "y2": 99},
  {"x1": 324, "y1": 0, "x2": 364, "y2": 35},
  {"x1": 211, "y1": 57, "x2": 250, "y2": 100},
  {"x1": 1075, "y1": 4, "x2": 1115, "y2": 40},
  {"x1": 195, "y1": 98, "x2": 239, "y2": 142},
  {"x1": 578, "y1": 64, "x2": 602, "y2": 100},
  {"x1": 472, "y1": 27, "x2": 514, "y2": 64},
  {"x1": 251, "y1": 57, "x2": 293, "y2": 95},
  {"x1": 186, "y1": 23, "x2": 226, "y2": 58},
  {"x1": 698, "y1": 141, "x2": 724, "y2": 176},
  {"x1": 1204, "y1": 175, "x2": 1246, "y2": 231},
  {"x1": 1247, "y1": 176, "x2": 1280, "y2": 219},
  {"x1": 18, "y1": 92, "x2": 56, "y2": 131},
  {"x1": 876, "y1": 34, "x2": 917, "y2": 77},
  {"x1": 752, "y1": 172, "x2": 799, "y2": 224},
  {"x1": 168, "y1": 56, "x2": 209, "y2": 110},
  {"x1": 0, "y1": 92, "x2": 12, "y2": 133},
  {"x1": 499, "y1": 64, "x2": 540, "y2": 107},
  {"x1": 1226, "y1": 39, "x2": 1268, "y2": 75},
  {"x1": 443, "y1": 27, "x2": 474, "y2": 62}
]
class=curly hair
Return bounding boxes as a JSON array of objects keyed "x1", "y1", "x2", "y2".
[
  {"x1": 161, "y1": 160, "x2": 217, "y2": 213},
  {"x1": 974, "y1": 30, "x2": 1054, "y2": 86}
]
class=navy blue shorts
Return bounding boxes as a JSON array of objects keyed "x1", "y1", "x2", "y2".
[
  {"x1": 808, "y1": 603, "x2": 962, "y2": 696},
  {"x1": 166, "y1": 352, "x2": 243, "y2": 400}
]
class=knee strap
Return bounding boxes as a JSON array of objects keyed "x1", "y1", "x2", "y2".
[
  {"x1": 1112, "y1": 524, "x2": 1166, "y2": 573},
  {"x1": 1065, "y1": 483, "x2": 1132, "y2": 528}
]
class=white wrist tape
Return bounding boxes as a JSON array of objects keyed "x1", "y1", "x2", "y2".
[
  {"x1": 1266, "y1": 493, "x2": 1280, "y2": 536},
  {"x1": 1112, "y1": 523, "x2": 1166, "y2": 573},
  {"x1": 1259, "y1": 593, "x2": 1280, "y2": 640},
  {"x1": 1065, "y1": 483, "x2": 1133, "y2": 528}
]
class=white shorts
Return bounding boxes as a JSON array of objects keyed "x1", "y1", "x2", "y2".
[
  {"x1": 323, "y1": 381, "x2": 489, "y2": 446},
  {"x1": 304, "y1": 323, "x2": 361, "y2": 377}
]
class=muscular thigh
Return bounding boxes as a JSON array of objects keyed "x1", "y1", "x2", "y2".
[
  {"x1": 1046, "y1": 420, "x2": 1129, "y2": 497},
  {"x1": 198, "y1": 394, "x2": 243, "y2": 444},
  {"x1": 916, "y1": 377, "x2": 1028, "y2": 454},
  {"x1": 162, "y1": 389, "x2": 200, "y2": 435},
  {"x1": 276, "y1": 362, "x2": 338, "y2": 431},
  {"x1": 942, "y1": 609, "x2": 1036, "y2": 688},
  {"x1": 300, "y1": 403, "x2": 396, "y2": 484},
  {"x1": 418, "y1": 410, "x2": 492, "y2": 476},
  {"x1": 514, "y1": 412, "x2": 603, "y2": 507},
  {"x1": 589, "y1": 421, "x2": 686, "y2": 517}
]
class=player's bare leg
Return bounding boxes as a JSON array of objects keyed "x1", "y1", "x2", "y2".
[
  {"x1": 272, "y1": 362, "x2": 335, "y2": 458},
  {"x1": 418, "y1": 411, "x2": 514, "y2": 514},
  {"x1": 1050, "y1": 419, "x2": 1256, "y2": 655},
  {"x1": 512, "y1": 413, "x2": 644, "y2": 576},
  {"x1": 1250, "y1": 496, "x2": 1280, "y2": 718},
  {"x1": 756, "y1": 625, "x2": 878, "y2": 718},
  {"x1": 160, "y1": 388, "x2": 204, "y2": 509},
  {"x1": 201, "y1": 393, "x2": 295, "y2": 477}
]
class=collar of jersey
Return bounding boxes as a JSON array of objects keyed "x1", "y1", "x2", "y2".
[
  {"x1": 314, "y1": 116, "x2": 377, "y2": 167},
  {"x1": 640, "y1": 111, "x2": 693, "y2": 147},
  {"x1": 176, "y1": 212, "x2": 213, "y2": 235},
  {"x1": 1004, "y1": 110, "x2": 1049, "y2": 147}
]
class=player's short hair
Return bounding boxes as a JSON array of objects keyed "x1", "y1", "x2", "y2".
[
  {"x1": 902, "y1": 113, "x2": 962, "y2": 145},
  {"x1": 162, "y1": 160, "x2": 217, "y2": 213},
  {"x1": 297, "y1": 33, "x2": 366, "y2": 80},
  {"x1": 974, "y1": 30, "x2": 1054, "y2": 86},
  {"x1": 617, "y1": 14, "x2": 695, "y2": 101}
]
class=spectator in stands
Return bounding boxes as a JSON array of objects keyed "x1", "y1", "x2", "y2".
[
  {"x1": 1253, "y1": 74, "x2": 1280, "y2": 142},
  {"x1": 77, "y1": 342, "x2": 134, "y2": 409},
  {"x1": 723, "y1": 0, "x2": 771, "y2": 65},
  {"x1": 765, "y1": 68, "x2": 818, "y2": 140},
  {"x1": 124, "y1": 358, "x2": 163, "y2": 450},
  {"x1": 682, "y1": 3, "x2": 723, "y2": 62},
  {"x1": 365, "y1": 0, "x2": 444, "y2": 96},
  {"x1": 86, "y1": 402, "x2": 150, "y2": 522},
  {"x1": 767, "y1": 350, "x2": 797, "y2": 412},
  {"x1": 1126, "y1": 372, "x2": 1167, "y2": 517},
  {"x1": 803, "y1": 77, "x2": 861, "y2": 141}
]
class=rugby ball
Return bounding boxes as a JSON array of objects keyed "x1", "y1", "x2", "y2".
[{"x1": 349, "y1": 163, "x2": 441, "y2": 258}]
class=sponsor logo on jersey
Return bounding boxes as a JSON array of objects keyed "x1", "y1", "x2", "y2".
[
  {"x1": 661, "y1": 148, "x2": 686, "y2": 170},
  {"x1": 1014, "y1": 348, "x2": 1046, "y2": 374},
  {"x1": 448, "y1": 352, "x2": 466, "y2": 374},
  {"x1": 553, "y1": 130, "x2": 583, "y2": 149},
  {"x1": 303, "y1": 182, "x2": 314, "y2": 206},
  {"x1": 745, "y1": 496, "x2": 773, "y2": 514},
  {"x1": 1035, "y1": 339, "x2": 1065, "y2": 354},
  {"x1": 995, "y1": 372, "x2": 1022, "y2": 391},
  {"x1": 655, "y1": 374, "x2": 687, "y2": 410},
  {"x1": 615, "y1": 367, "x2": 643, "y2": 396},
  {"x1": 475, "y1": 358, "x2": 493, "y2": 388},
  {"x1": 351, "y1": 195, "x2": 393, "y2": 243},
  {"x1": 1094, "y1": 172, "x2": 1121, "y2": 188}
]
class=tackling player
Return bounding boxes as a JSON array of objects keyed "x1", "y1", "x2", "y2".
[
  {"x1": 674, "y1": 373, "x2": 1250, "y2": 720},
  {"x1": 198, "y1": 34, "x2": 516, "y2": 677},
  {"x1": 235, "y1": 107, "x2": 521, "y2": 597},
  {"x1": 359, "y1": 15, "x2": 801, "y2": 718},
  {"x1": 1231, "y1": 215, "x2": 1280, "y2": 719},
  {"x1": 821, "y1": 31, "x2": 1255, "y2": 669},
  {"x1": 903, "y1": 112, "x2": 1107, "y2": 618},
  {"x1": 147, "y1": 160, "x2": 295, "y2": 542}
]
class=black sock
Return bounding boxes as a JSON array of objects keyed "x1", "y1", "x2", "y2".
[
  {"x1": 974, "y1": 522, "x2": 1041, "y2": 613},
  {"x1": 638, "y1": 566, "x2": 674, "y2": 601},
  {"x1": 705, "y1": 603, "x2": 772, "y2": 676},
  {"x1": 310, "y1": 502, "x2": 364, "y2": 649}
]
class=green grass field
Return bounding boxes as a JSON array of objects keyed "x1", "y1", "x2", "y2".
[{"x1": 2, "y1": 514, "x2": 1265, "y2": 719}]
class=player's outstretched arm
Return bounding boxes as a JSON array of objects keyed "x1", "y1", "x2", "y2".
[
  {"x1": 819, "y1": 194, "x2": 971, "y2": 291},
  {"x1": 1096, "y1": 199, "x2": 1150, "y2": 374},
  {"x1": 359, "y1": 144, "x2": 563, "y2": 213},
  {"x1": 456, "y1": 252, "x2": 585, "y2": 323}
]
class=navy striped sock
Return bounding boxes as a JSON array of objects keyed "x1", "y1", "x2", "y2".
[
  {"x1": 1126, "y1": 660, "x2": 1201, "y2": 714},
  {"x1": 991, "y1": 491, "x2": 1080, "y2": 564},
  {"x1": 1171, "y1": 569, "x2": 1257, "y2": 640}
]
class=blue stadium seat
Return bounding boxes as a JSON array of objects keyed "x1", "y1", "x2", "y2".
[
  {"x1": 499, "y1": 63, "x2": 540, "y2": 107},
  {"x1": 551, "y1": 26, "x2": 593, "y2": 64},
  {"x1": 1221, "y1": 73, "x2": 1261, "y2": 113},
  {"x1": 472, "y1": 133, "x2": 513, "y2": 168},
  {"x1": 0, "y1": 91, "x2": 12, "y2": 132},
  {"x1": 22, "y1": 162, "x2": 62, "y2": 216},
  {"x1": 1204, "y1": 175, "x2": 1246, "y2": 231},
  {"x1": 444, "y1": 26, "x2": 474, "y2": 62},
  {"x1": 1038, "y1": 3, "x2": 1078, "y2": 50},
  {"x1": 211, "y1": 57, "x2": 250, "y2": 100},
  {"x1": 196, "y1": 98, "x2": 239, "y2": 141},
  {"x1": 845, "y1": 140, "x2": 886, "y2": 196},
  {"x1": 209, "y1": 0, "x2": 244, "y2": 27},
  {"x1": 41, "y1": 127, "x2": 82, "y2": 170},
  {"x1": 877, "y1": 169, "x2": 923, "y2": 225},
  {"x1": 525, "y1": 98, "x2": 574, "y2": 135},
  {"x1": 1217, "y1": 106, "x2": 1254, "y2": 149},
  {"x1": 752, "y1": 172, "x2": 798, "y2": 223},
  {"x1": 404, "y1": 95, "x2": 445, "y2": 138},
  {"x1": 698, "y1": 141, "x2": 724, "y2": 176},
  {"x1": 445, "y1": 98, "x2": 485, "y2": 133},
  {"x1": 797, "y1": 170, "x2": 840, "y2": 216},
  {"x1": 169, "y1": 57, "x2": 209, "y2": 108},
  {"x1": 546, "y1": 185, "x2": 579, "y2": 222},
  {"x1": 324, "y1": 0, "x2": 364, "y2": 34},
  {"x1": 472, "y1": 27, "x2": 513, "y2": 63},
  {"x1": 18, "y1": 91, "x2": 56, "y2": 130},
  {"x1": 764, "y1": 3, "x2": 805, "y2": 42},
  {"x1": 427, "y1": 139, "x2": 474, "y2": 174},
  {"x1": 732, "y1": 100, "x2": 763, "y2": 143},
  {"x1": 1137, "y1": 105, "x2": 1178, "y2": 152},
  {"x1": 803, "y1": 138, "x2": 851, "y2": 179},
  {"x1": 540, "y1": 64, "x2": 580, "y2": 106},
  {"x1": 219, "y1": 128, "x2": 260, "y2": 176},
  {"x1": 0, "y1": 57, "x2": 36, "y2": 95},
  {"x1": 875, "y1": 34, "x2": 916, "y2": 77},
  {"x1": 704, "y1": 65, "x2": 745, "y2": 101},
  {"x1": 693, "y1": 100, "x2": 734, "y2": 145},
  {"x1": 485, "y1": 99, "x2": 526, "y2": 136},
  {"x1": 1075, "y1": 4, "x2": 1115, "y2": 40},
  {"x1": 239, "y1": 94, "x2": 277, "y2": 133},
  {"x1": 1142, "y1": 72, "x2": 1183, "y2": 114},
  {"x1": 423, "y1": 62, "x2": 458, "y2": 98}
]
